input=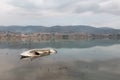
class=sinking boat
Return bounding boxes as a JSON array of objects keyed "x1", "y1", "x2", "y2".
[{"x1": 20, "y1": 48, "x2": 57, "y2": 58}]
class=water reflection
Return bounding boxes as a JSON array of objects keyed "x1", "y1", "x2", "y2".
[
  {"x1": 0, "y1": 40, "x2": 120, "y2": 80},
  {"x1": 0, "y1": 39, "x2": 120, "y2": 49},
  {"x1": 20, "y1": 56, "x2": 39, "y2": 60},
  {"x1": 20, "y1": 54, "x2": 52, "y2": 61}
]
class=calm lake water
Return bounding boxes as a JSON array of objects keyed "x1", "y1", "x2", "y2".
[{"x1": 0, "y1": 40, "x2": 120, "y2": 80}]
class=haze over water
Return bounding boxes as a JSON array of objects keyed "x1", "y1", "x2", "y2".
[{"x1": 0, "y1": 40, "x2": 120, "y2": 80}]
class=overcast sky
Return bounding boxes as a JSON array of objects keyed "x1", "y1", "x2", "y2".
[{"x1": 0, "y1": 0, "x2": 120, "y2": 28}]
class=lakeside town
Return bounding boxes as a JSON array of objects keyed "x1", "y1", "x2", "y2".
[{"x1": 0, "y1": 31, "x2": 120, "y2": 42}]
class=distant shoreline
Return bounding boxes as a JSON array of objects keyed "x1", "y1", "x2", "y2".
[{"x1": 0, "y1": 32, "x2": 120, "y2": 42}]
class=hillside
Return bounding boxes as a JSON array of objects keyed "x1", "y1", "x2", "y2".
[{"x1": 0, "y1": 25, "x2": 120, "y2": 34}]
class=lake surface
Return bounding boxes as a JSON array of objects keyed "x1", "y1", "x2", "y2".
[{"x1": 0, "y1": 40, "x2": 120, "y2": 80}]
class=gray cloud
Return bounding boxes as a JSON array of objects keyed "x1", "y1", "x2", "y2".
[
  {"x1": 98, "y1": 0, "x2": 120, "y2": 15},
  {"x1": 8, "y1": 0, "x2": 120, "y2": 16},
  {"x1": 74, "y1": 2, "x2": 100, "y2": 13},
  {"x1": 10, "y1": 0, "x2": 37, "y2": 10},
  {"x1": 0, "y1": 0, "x2": 120, "y2": 28}
]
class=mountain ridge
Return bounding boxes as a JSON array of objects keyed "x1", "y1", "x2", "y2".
[{"x1": 0, "y1": 25, "x2": 120, "y2": 34}]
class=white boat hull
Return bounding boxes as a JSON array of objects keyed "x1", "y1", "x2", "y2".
[{"x1": 20, "y1": 48, "x2": 57, "y2": 57}]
